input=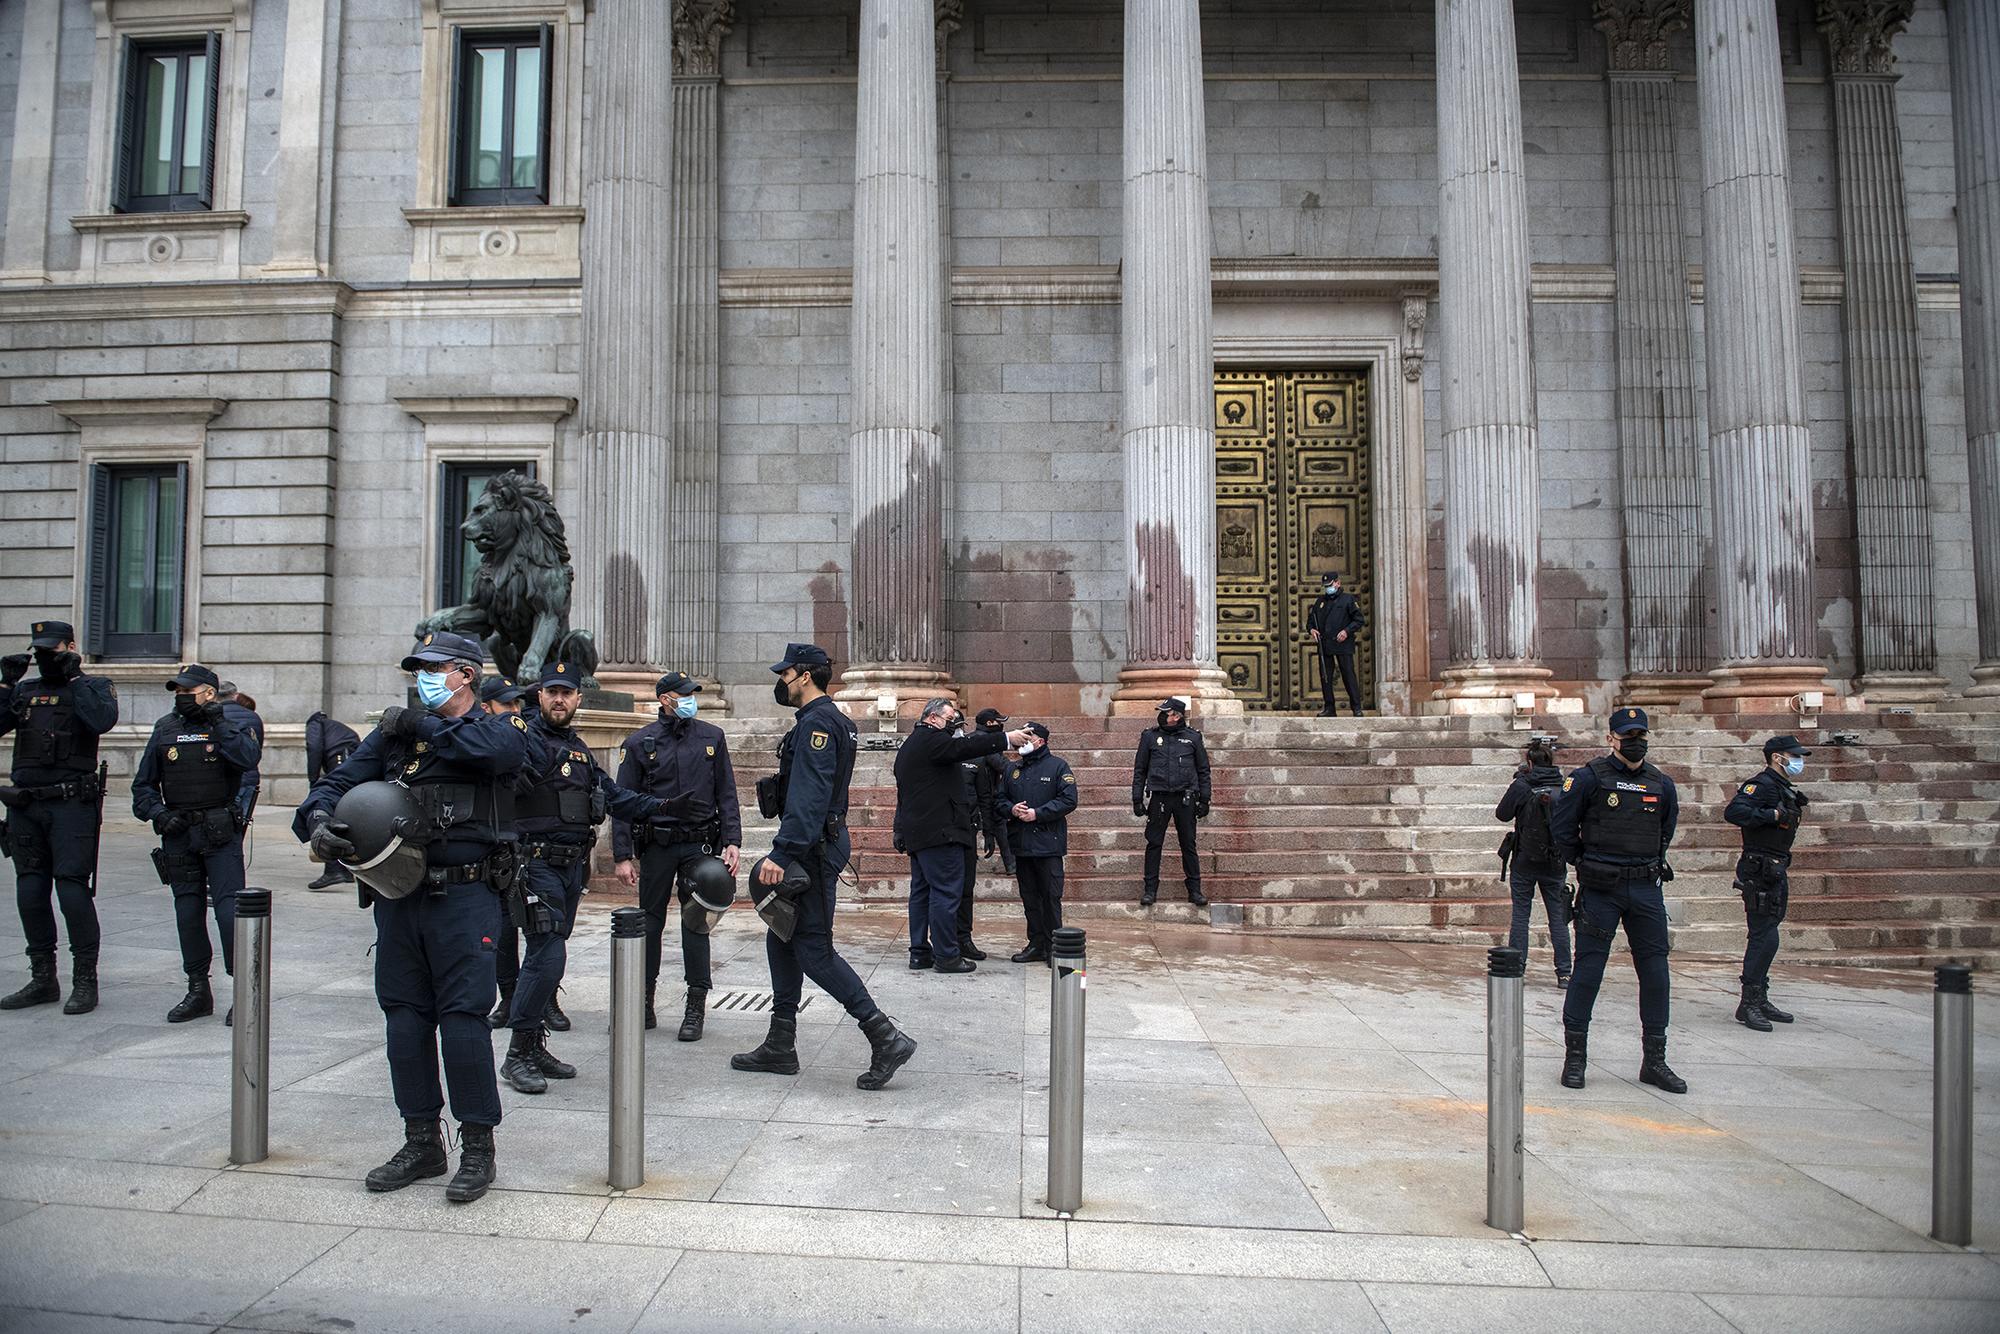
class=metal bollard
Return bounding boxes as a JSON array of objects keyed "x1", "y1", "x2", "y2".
[
  {"x1": 1047, "y1": 925, "x2": 1087, "y2": 1215},
  {"x1": 1933, "y1": 962, "x2": 1974, "y2": 1245},
  {"x1": 608, "y1": 906, "x2": 647, "y2": 1190},
  {"x1": 230, "y1": 888, "x2": 273, "y2": 1165},
  {"x1": 1486, "y1": 946, "x2": 1525, "y2": 1234}
]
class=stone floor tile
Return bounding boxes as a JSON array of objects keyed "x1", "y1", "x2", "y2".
[
  {"x1": 1360, "y1": 1283, "x2": 1739, "y2": 1333},
  {"x1": 1529, "y1": 1240, "x2": 2000, "y2": 1297},
  {"x1": 592, "y1": 1197, "x2": 1067, "y2": 1267},
  {"x1": 630, "y1": 1251, "x2": 1019, "y2": 1332},
  {"x1": 1062, "y1": 1221, "x2": 1546, "y2": 1285},
  {"x1": 1024, "y1": 1074, "x2": 1276, "y2": 1146},
  {"x1": 1697, "y1": 1293, "x2": 2000, "y2": 1334},
  {"x1": 0, "y1": 1150, "x2": 217, "y2": 1212},
  {"x1": 1283, "y1": 1146, "x2": 1640, "y2": 1241},
  {"x1": 1214, "y1": 1043, "x2": 1453, "y2": 1096},
  {"x1": 718, "y1": 1122, "x2": 1021, "y2": 1216},
  {"x1": 1019, "y1": 1268, "x2": 1387, "y2": 1333},
  {"x1": 178, "y1": 1167, "x2": 610, "y2": 1240},
  {"x1": 1020, "y1": 1135, "x2": 1329, "y2": 1229}
]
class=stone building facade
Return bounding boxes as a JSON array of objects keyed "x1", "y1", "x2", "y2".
[{"x1": 1, "y1": 0, "x2": 1996, "y2": 729}]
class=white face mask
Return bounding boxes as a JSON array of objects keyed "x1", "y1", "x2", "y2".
[{"x1": 1017, "y1": 742, "x2": 1035, "y2": 756}]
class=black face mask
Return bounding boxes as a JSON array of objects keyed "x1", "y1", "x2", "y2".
[
  {"x1": 174, "y1": 691, "x2": 202, "y2": 719},
  {"x1": 773, "y1": 675, "x2": 794, "y2": 708},
  {"x1": 1618, "y1": 735, "x2": 1649, "y2": 762}
]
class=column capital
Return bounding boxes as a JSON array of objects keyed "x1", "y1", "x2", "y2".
[
  {"x1": 671, "y1": 0, "x2": 734, "y2": 79},
  {"x1": 1592, "y1": 0, "x2": 1690, "y2": 73},
  {"x1": 936, "y1": 0, "x2": 964, "y2": 67},
  {"x1": 1815, "y1": 0, "x2": 1913, "y2": 76}
]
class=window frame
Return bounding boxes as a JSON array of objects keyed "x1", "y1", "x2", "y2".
[
  {"x1": 437, "y1": 459, "x2": 539, "y2": 608},
  {"x1": 89, "y1": 462, "x2": 189, "y2": 661},
  {"x1": 448, "y1": 25, "x2": 553, "y2": 207},
  {"x1": 113, "y1": 32, "x2": 221, "y2": 215}
]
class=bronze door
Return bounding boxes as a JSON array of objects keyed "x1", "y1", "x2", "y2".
[{"x1": 1214, "y1": 369, "x2": 1375, "y2": 712}]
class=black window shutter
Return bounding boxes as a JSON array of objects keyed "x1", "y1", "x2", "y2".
[
  {"x1": 197, "y1": 31, "x2": 221, "y2": 209},
  {"x1": 536, "y1": 23, "x2": 553, "y2": 203},
  {"x1": 168, "y1": 461, "x2": 189, "y2": 649},
  {"x1": 447, "y1": 32, "x2": 464, "y2": 205},
  {"x1": 112, "y1": 39, "x2": 139, "y2": 213},
  {"x1": 85, "y1": 465, "x2": 113, "y2": 655}
]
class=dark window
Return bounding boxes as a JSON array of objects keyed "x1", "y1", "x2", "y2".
[
  {"x1": 449, "y1": 26, "x2": 552, "y2": 206},
  {"x1": 87, "y1": 463, "x2": 187, "y2": 660},
  {"x1": 439, "y1": 462, "x2": 536, "y2": 606},
  {"x1": 113, "y1": 34, "x2": 220, "y2": 214}
]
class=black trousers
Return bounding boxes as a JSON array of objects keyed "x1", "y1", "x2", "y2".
[
  {"x1": 1015, "y1": 855, "x2": 1064, "y2": 951},
  {"x1": 161, "y1": 819, "x2": 245, "y2": 978},
  {"x1": 1142, "y1": 792, "x2": 1201, "y2": 897},
  {"x1": 1319, "y1": 647, "x2": 1362, "y2": 714},
  {"x1": 766, "y1": 846, "x2": 874, "y2": 1022},
  {"x1": 958, "y1": 845, "x2": 979, "y2": 948},
  {"x1": 7, "y1": 795, "x2": 101, "y2": 959},
  {"x1": 375, "y1": 880, "x2": 502, "y2": 1127},
  {"x1": 639, "y1": 841, "x2": 714, "y2": 994}
]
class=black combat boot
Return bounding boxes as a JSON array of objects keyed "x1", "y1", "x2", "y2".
[
  {"x1": 1188, "y1": 886, "x2": 1208, "y2": 908},
  {"x1": 531, "y1": 1028, "x2": 576, "y2": 1080},
  {"x1": 364, "y1": 1117, "x2": 448, "y2": 1192},
  {"x1": 167, "y1": 973, "x2": 214, "y2": 1024},
  {"x1": 1735, "y1": 980, "x2": 1773, "y2": 1032},
  {"x1": 644, "y1": 980, "x2": 658, "y2": 1031},
  {"x1": 0, "y1": 951, "x2": 60, "y2": 1010},
  {"x1": 500, "y1": 1028, "x2": 547, "y2": 1094},
  {"x1": 487, "y1": 981, "x2": 514, "y2": 1030},
  {"x1": 678, "y1": 986, "x2": 708, "y2": 1043},
  {"x1": 446, "y1": 1123, "x2": 496, "y2": 1202},
  {"x1": 1139, "y1": 888, "x2": 1157, "y2": 907},
  {"x1": 1638, "y1": 1033, "x2": 1688, "y2": 1094},
  {"x1": 63, "y1": 950, "x2": 99, "y2": 1015},
  {"x1": 1560, "y1": 1027, "x2": 1588, "y2": 1090},
  {"x1": 729, "y1": 1014, "x2": 800, "y2": 1075},
  {"x1": 1755, "y1": 982, "x2": 1794, "y2": 1024},
  {"x1": 855, "y1": 1009, "x2": 917, "y2": 1091},
  {"x1": 543, "y1": 988, "x2": 571, "y2": 1032}
]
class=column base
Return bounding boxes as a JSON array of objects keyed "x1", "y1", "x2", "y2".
[
  {"x1": 1962, "y1": 663, "x2": 2000, "y2": 700},
  {"x1": 1424, "y1": 663, "x2": 1574, "y2": 717},
  {"x1": 834, "y1": 663, "x2": 956, "y2": 725},
  {"x1": 1620, "y1": 674, "x2": 1712, "y2": 711},
  {"x1": 1857, "y1": 672, "x2": 1950, "y2": 707},
  {"x1": 1109, "y1": 662, "x2": 1245, "y2": 718},
  {"x1": 593, "y1": 670, "x2": 666, "y2": 714},
  {"x1": 1700, "y1": 662, "x2": 1845, "y2": 716}
]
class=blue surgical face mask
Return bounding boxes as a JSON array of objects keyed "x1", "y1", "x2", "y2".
[
  {"x1": 674, "y1": 695, "x2": 699, "y2": 719},
  {"x1": 1783, "y1": 755, "x2": 1804, "y2": 777},
  {"x1": 415, "y1": 669, "x2": 456, "y2": 711}
]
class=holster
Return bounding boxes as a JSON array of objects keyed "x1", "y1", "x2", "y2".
[
  {"x1": 487, "y1": 842, "x2": 519, "y2": 896},
  {"x1": 755, "y1": 773, "x2": 784, "y2": 820},
  {"x1": 0, "y1": 815, "x2": 10, "y2": 862},
  {"x1": 197, "y1": 806, "x2": 237, "y2": 852},
  {"x1": 150, "y1": 845, "x2": 204, "y2": 885},
  {"x1": 1496, "y1": 831, "x2": 1516, "y2": 884}
]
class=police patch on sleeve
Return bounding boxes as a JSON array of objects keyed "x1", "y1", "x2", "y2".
[
  {"x1": 810, "y1": 730, "x2": 829, "y2": 751},
  {"x1": 1743, "y1": 783, "x2": 1756, "y2": 795},
  {"x1": 1561, "y1": 776, "x2": 1573, "y2": 792},
  {"x1": 509, "y1": 715, "x2": 528, "y2": 730},
  {"x1": 1063, "y1": 774, "x2": 1074, "y2": 784}
]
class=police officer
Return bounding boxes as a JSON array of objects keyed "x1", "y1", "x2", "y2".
[
  {"x1": 731, "y1": 643, "x2": 917, "y2": 1090},
  {"x1": 1306, "y1": 571, "x2": 1365, "y2": 717},
  {"x1": 131, "y1": 665, "x2": 262, "y2": 1024},
  {"x1": 293, "y1": 631, "x2": 526, "y2": 1204},
  {"x1": 611, "y1": 671, "x2": 741, "y2": 1038},
  {"x1": 470, "y1": 676, "x2": 532, "y2": 1023},
  {"x1": 958, "y1": 709, "x2": 1008, "y2": 962},
  {"x1": 1494, "y1": 736, "x2": 1572, "y2": 988},
  {"x1": 996, "y1": 722, "x2": 1078, "y2": 963},
  {"x1": 1132, "y1": 697, "x2": 1211, "y2": 908},
  {"x1": 0, "y1": 620, "x2": 118, "y2": 1015},
  {"x1": 1550, "y1": 706, "x2": 1686, "y2": 1094},
  {"x1": 1724, "y1": 735, "x2": 1810, "y2": 1032},
  {"x1": 974, "y1": 709, "x2": 1018, "y2": 879},
  {"x1": 305, "y1": 710, "x2": 363, "y2": 891},
  {"x1": 500, "y1": 660, "x2": 661, "y2": 1094}
]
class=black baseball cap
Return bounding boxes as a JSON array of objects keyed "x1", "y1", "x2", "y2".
[
  {"x1": 1156, "y1": 697, "x2": 1190, "y2": 714},
  {"x1": 402, "y1": 631, "x2": 486, "y2": 670},
  {"x1": 539, "y1": 659, "x2": 587, "y2": 690},
  {"x1": 28, "y1": 619, "x2": 73, "y2": 648},
  {"x1": 1320, "y1": 572, "x2": 1341, "y2": 584},
  {"x1": 478, "y1": 676, "x2": 530, "y2": 704},
  {"x1": 770, "y1": 643, "x2": 832, "y2": 673},
  {"x1": 655, "y1": 671, "x2": 702, "y2": 697},
  {"x1": 165, "y1": 664, "x2": 220, "y2": 691},
  {"x1": 1023, "y1": 721, "x2": 1050, "y2": 741},
  {"x1": 1763, "y1": 734, "x2": 1811, "y2": 757},
  {"x1": 1609, "y1": 706, "x2": 1649, "y2": 735},
  {"x1": 975, "y1": 708, "x2": 1008, "y2": 728}
]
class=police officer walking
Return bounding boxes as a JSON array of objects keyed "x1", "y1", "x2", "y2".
[
  {"x1": 1724, "y1": 735, "x2": 1810, "y2": 1032},
  {"x1": 1132, "y1": 697, "x2": 1210, "y2": 908},
  {"x1": 996, "y1": 723, "x2": 1078, "y2": 963},
  {"x1": 0, "y1": 620, "x2": 118, "y2": 1015},
  {"x1": 1306, "y1": 572, "x2": 1365, "y2": 717},
  {"x1": 1494, "y1": 737, "x2": 1572, "y2": 988},
  {"x1": 611, "y1": 671, "x2": 742, "y2": 1039},
  {"x1": 294, "y1": 631, "x2": 526, "y2": 1203},
  {"x1": 304, "y1": 710, "x2": 363, "y2": 891},
  {"x1": 1550, "y1": 706, "x2": 1686, "y2": 1095},
  {"x1": 731, "y1": 644, "x2": 917, "y2": 1090},
  {"x1": 501, "y1": 661, "x2": 661, "y2": 1093},
  {"x1": 131, "y1": 665, "x2": 262, "y2": 1024}
]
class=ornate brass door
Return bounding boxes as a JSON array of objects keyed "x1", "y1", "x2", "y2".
[{"x1": 1214, "y1": 369, "x2": 1375, "y2": 712}]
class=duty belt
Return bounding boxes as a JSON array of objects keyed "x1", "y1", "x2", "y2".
[
  {"x1": 423, "y1": 855, "x2": 500, "y2": 886},
  {"x1": 1580, "y1": 858, "x2": 1662, "y2": 882},
  {"x1": 14, "y1": 774, "x2": 101, "y2": 803},
  {"x1": 522, "y1": 840, "x2": 590, "y2": 867}
]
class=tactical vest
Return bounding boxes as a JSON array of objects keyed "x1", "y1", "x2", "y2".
[
  {"x1": 388, "y1": 740, "x2": 514, "y2": 845},
  {"x1": 634, "y1": 723, "x2": 722, "y2": 824},
  {"x1": 1144, "y1": 727, "x2": 1202, "y2": 793},
  {"x1": 159, "y1": 728, "x2": 233, "y2": 810},
  {"x1": 1741, "y1": 773, "x2": 1802, "y2": 856},
  {"x1": 1578, "y1": 755, "x2": 1669, "y2": 861},
  {"x1": 518, "y1": 732, "x2": 602, "y2": 836},
  {"x1": 11, "y1": 687, "x2": 97, "y2": 775},
  {"x1": 776, "y1": 701, "x2": 858, "y2": 833}
]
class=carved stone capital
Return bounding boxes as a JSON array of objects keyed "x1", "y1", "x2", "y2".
[
  {"x1": 1592, "y1": 0, "x2": 1691, "y2": 73},
  {"x1": 1401, "y1": 295, "x2": 1429, "y2": 383},
  {"x1": 1816, "y1": 0, "x2": 1913, "y2": 76},
  {"x1": 671, "y1": 0, "x2": 734, "y2": 79},
  {"x1": 935, "y1": 0, "x2": 964, "y2": 68}
]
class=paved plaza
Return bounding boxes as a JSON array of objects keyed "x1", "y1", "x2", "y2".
[{"x1": 0, "y1": 828, "x2": 1996, "y2": 1332}]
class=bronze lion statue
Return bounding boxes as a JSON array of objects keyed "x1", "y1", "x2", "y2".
[{"x1": 416, "y1": 470, "x2": 599, "y2": 685}]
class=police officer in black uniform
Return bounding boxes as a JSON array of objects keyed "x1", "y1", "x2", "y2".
[
  {"x1": 731, "y1": 643, "x2": 917, "y2": 1091},
  {"x1": 0, "y1": 620, "x2": 118, "y2": 1015},
  {"x1": 294, "y1": 631, "x2": 527, "y2": 1204},
  {"x1": 131, "y1": 664, "x2": 262, "y2": 1024},
  {"x1": 1305, "y1": 572, "x2": 1365, "y2": 717},
  {"x1": 957, "y1": 710, "x2": 1008, "y2": 962},
  {"x1": 469, "y1": 676, "x2": 532, "y2": 1022},
  {"x1": 974, "y1": 709, "x2": 1018, "y2": 879},
  {"x1": 611, "y1": 671, "x2": 741, "y2": 1039},
  {"x1": 305, "y1": 711, "x2": 364, "y2": 891},
  {"x1": 1132, "y1": 697, "x2": 1211, "y2": 908},
  {"x1": 996, "y1": 722, "x2": 1078, "y2": 962},
  {"x1": 500, "y1": 660, "x2": 661, "y2": 1094},
  {"x1": 1724, "y1": 735, "x2": 1810, "y2": 1033},
  {"x1": 1550, "y1": 706, "x2": 1686, "y2": 1094}
]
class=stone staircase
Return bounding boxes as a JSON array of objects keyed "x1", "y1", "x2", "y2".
[{"x1": 637, "y1": 710, "x2": 2000, "y2": 971}]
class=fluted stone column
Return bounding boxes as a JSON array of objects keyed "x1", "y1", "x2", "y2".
[
  {"x1": 575, "y1": 1, "x2": 674, "y2": 678},
  {"x1": 1695, "y1": 0, "x2": 1828, "y2": 708},
  {"x1": 666, "y1": 0, "x2": 732, "y2": 700},
  {"x1": 1433, "y1": 0, "x2": 1552, "y2": 709},
  {"x1": 1596, "y1": 1, "x2": 1710, "y2": 705},
  {"x1": 1820, "y1": 0, "x2": 1946, "y2": 702},
  {"x1": 0, "y1": 0, "x2": 60, "y2": 284},
  {"x1": 1947, "y1": 0, "x2": 2000, "y2": 698},
  {"x1": 1112, "y1": 0, "x2": 1236, "y2": 715},
  {"x1": 837, "y1": 0, "x2": 952, "y2": 707},
  {"x1": 265, "y1": 0, "x2": 336, "y2": 276}
]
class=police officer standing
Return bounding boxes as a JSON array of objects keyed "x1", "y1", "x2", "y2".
[
  {"x1": 732, "y1": 644, "x2": 917, "y2": 1090},
  {"x1": 1132, "y1": 697, "x2": 1210, "y2": 908},
  {"x1": 611, "y1": 671, "x2": 741, "y2": 1039},
  {"x1": 500, "y1": 661, "x2": 661, "y2": 1093},
  {"x1": 1494, "y1": 737, "x2": 1572, "y2": 988},
  {"x1": 294, "y1": 631, "x2": 526, "y2": 1204},
  {"x1": 0, "y1": 621, "x2": 118, "y2": 1015},
  {"x1": 1550, "y1": 706, "x2": 1686, "y2": 1095},
  {"x1": 469, "y1": 676, "x2": 532, "y2": 1023},
  {"x1": 304, "y1": 710, "x2": 363, "y2": 891},
  {"x1": 1724, "y1": 736, "x2": 1810, "y2": 1032},
  {"x1": 131, "y1": 665, "x2": 262, "y2": 1024},
  {"x1": 958, "y1": 710, "x2": 1008, "y2": 962},
  {"x1": 1306, "y1": 572, "x2": 1365, "y2": 717},
  {"x1": 996, "y1": 722, "x2": 1078, "y2": 963},
  {"x1": 974, "y1": 709, "x2": 1018, "y2": 880}
]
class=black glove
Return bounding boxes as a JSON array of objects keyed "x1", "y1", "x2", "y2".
[
  {"x1": 1194, "y1": 794, "x2": 1211, "y2": 820},
  {"x1": 1133, "y1": 798, "x2": 1147, "y2": 819},
  {"x1": 1794, "y1": 791, "x2": 1810, "y2": 808},
  {"x1": 0, "y1": 786, "x2": 24, "y2": 809},
  {"x1": 980, "y1": 833, "x2": 997, "y2": 858},
  {"x1": 154, "y1": 811, "x2": 192, "y2": 836},
  {"x1": 377, "y1": 705, "x2": 422, "y2": 740},
  {"x1": 0, "y1": 654, "x2": 28, "y2": 686},
  {"x1": 39, "y1": 650, "x2": 81, "y2": 683},
  {"x1": 200, "y1": 701, "x2": 227, "y2": 725},
  {"x1": 309, "y1": 814, "x2": 356, "y2": 863}
]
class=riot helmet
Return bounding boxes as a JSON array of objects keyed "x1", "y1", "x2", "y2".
[
  {"x1": 746, "y1": 855, "x2": 811, "y2": 942},
  {"x1": 678, "y1": 855, "x2": 738, "y2": 935},
  {"x1": 332, "y1": 781, "x2": 432, "y2": 900}
]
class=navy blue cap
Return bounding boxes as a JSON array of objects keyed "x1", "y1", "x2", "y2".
[
  {"x1": 478, "y1": 676, "x2": 530, "y2": 704},
  {"x1": 1320, "y1": 572, "x2": 1341, "y2": 584},
  {"x1": 770, "y1": 643, "x2": 832, "y2": 673},
  {"x1": 28, "y1": 619, "x2": 73, "y2": 648},
  {"x1": 655, "y1": 671, "x2": 702, "y2": 697},
  {"x1": 539, "y1": 659, "x2": 587, "y2": 690},
  {"x1": 1610, "y1": 706, "x2": 1649, "y2": 735},
  {"x1": 975, "y1": 708, "x2": 1008, "y2": 728},
  {"x1": 401, "y1": 631, "x2": 487, "y2": 670},
  {"x1": 1763, "y1": 734, "x2": 1811, "y2": 757},
  {"x1": 164, "y1": 664, "x2": 220, "y2": 691},
  {"x1": 1024, "y1": 721, "x2": 1050, "y2": 742}
]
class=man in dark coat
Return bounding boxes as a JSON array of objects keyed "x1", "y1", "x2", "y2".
[
  {"x1": 995, "y1": 723, "x2": 1078, "y2": 963},
  {"x1": 1132, "y1": 697, "x2": 1211, "y2": 908},
  {"x1": 1305, "y1": 571, "x2": 1365, "y2": 716}
]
